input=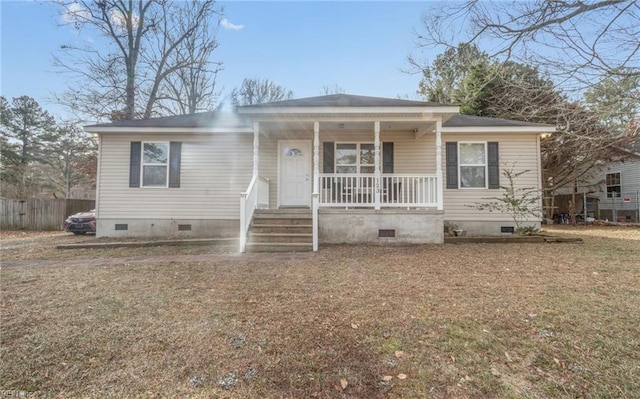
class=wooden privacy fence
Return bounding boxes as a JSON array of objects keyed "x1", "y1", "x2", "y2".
[{"x1": 1, "y1": 199, "x2": 95, "y2": 231}]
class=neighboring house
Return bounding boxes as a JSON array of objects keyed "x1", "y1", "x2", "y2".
[
  {"x1": 591, "y1": 141, "x2": 640, "y2": 222},
  {"x1": 551, "y1": 138, "x2": 640, "y2": 223},
  {"x1": 84, "y1": 94, "x2": 554, "y2": 251}
]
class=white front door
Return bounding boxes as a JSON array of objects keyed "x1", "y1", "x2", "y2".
[{"x1": 279, "y1": 140, "x2": 311, "y2": 207}]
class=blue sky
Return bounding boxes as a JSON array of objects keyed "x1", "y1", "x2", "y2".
[{"x1": 1, "y1": 1, "x2": 437, "y2": 120}]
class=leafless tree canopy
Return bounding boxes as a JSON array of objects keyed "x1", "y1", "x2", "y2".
[
  {"x1": 321, "y1": 84, "x2": 346, "y2": 95},
  {"x1": 52, "y1": 0, "x2": 223, "y2": 121},
  {"x1": 230, "y1": 78, "x2": 294, "y2": 106},
  {"x1": 416, "y1": 0, "x2": 639, "y2": 90}
]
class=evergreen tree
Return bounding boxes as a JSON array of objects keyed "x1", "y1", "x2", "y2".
[{"x1": 0, "y1": 96, "x2": 59, "y2": 197}]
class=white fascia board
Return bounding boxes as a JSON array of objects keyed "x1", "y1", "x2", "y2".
[
  {"x1": 84, "y1": 126, "x2": 253, "y2": 134},
  {"x1": 441, "y1": 126, "x2": 556, "y2": 134},
  {"x1": 237, "y1": 106, "x2": 460, "y2": 115}
]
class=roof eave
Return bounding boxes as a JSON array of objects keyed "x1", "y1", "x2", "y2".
[
  {"x1": 442, "y1": 126, "x2": 556, "y2": 133},
  {"x1": 83, "y1": 126, "x2": 254, "y2": 134}
]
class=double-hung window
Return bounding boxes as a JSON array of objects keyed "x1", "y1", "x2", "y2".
[
  {"x1": 129, "y1": 141, "x2": 181, "y2": 188},
  {"x1": 605, "y1": 172, "x2": 621, "y2": 198},
  {"x1": 459, "y1": 142, "x2": 487, "y2": 188},
  {"x1": 142, "y1": 142, "x2": 169, "y2": 187},
  {"x1": 335, "y1": 143, "x2": 374, "y2": 174},
  {"x1": 446, "y1": 141, "x2": 499, "y2": 189}
]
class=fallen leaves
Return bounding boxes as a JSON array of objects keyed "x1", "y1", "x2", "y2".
[{"x1": 3, "y1": 230, "x2": 639, "y2": 398}]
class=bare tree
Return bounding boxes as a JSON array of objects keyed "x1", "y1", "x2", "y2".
[
  {"x1": 230, "y1": 78, "x2": 294, "y2": 106},
  {"x1": 157, "y1": 2, "x2": 223, "y2": 115},
  {"x1": 321, "y1": 84, "x2": 345, "y2": 95},
  {"x1": 417, "y1": 46, "x2": 636, "y2": 223},
  {"x1": 47, "y1": 124, "x2": 97, "y2": 198},
  {"x1": 415, "y1": 1, "x2": 639, "y2": 89},
  {"x1": 53, "y1": 0, "x2": 223, "y2": 121}
]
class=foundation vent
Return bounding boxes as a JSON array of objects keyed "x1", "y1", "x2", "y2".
[
  {"x1": 178, "y1": 224, "x2": 192, "y2": 231},
  {"x1": 379, "y1": 229, "x2": 396, "y2": 238},
  {"x1": 115, "y1": 224, "x2": 128, "y2": 231},
  {"x1": 501, "y1": 226, "x2": 515, "y2": 234}
]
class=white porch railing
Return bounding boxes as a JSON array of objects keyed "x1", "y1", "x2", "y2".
[
  {"x1": 318, "y1": 174, "x2": 438, "y2": 208},
  {"x1": 240, "y1": 176, "x2": 269, "y2": 252}
]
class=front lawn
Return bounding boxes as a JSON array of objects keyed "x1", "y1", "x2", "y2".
[{"x1": 1, "y1": 227, "x2": 639, "y2": 398}]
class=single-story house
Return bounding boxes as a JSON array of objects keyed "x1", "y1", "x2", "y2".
[{"x1": 84, "y1": 94, "x2": 555, "y2": 251}]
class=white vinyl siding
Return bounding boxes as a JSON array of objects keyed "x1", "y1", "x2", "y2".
[
  {"x1": 97, "y1": 129, "x2": 545, "y2": 222},
  {"x1": 318, "y1": 131, "x2": 436, "y2": 175},
  {"x1": 98, "y1": 133, "x2": 253, "y2": 219},
  {"x1": 596, "y1": 159, "x2": 640, "y2": 211},
  {"x1": 443, "y1": 133, "x2": 541, "y2": 222}
]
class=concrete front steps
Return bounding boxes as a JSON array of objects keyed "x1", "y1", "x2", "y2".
[{"x1": 246, "y1": 209, "x2": 313, "y2": 252}]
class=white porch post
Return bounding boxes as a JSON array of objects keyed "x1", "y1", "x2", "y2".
[
  {"x1": 435, "y1": 120, "x2": 444, "y2": 210},
  {"x1": 374, "y1": 121, "x2": 381, "y2": 210},
  {"x1": 252, "y1": 121, "x2": 260, "y2": 178},
  {"x1": 312, "y1": 121, "x2": 320, "y2": 251},
  {"x1": 313, "y1": 122, "x2": 320, "y2": 195}
]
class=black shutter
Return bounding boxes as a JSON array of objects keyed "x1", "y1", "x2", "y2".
[
  {"x1": 487, "y1": 141, "x2": 500, "y2": 189},
  {"x1": 129, "y1": 141, "x2": 141, "y2": 188},
  {"x1": 446, "y1": 142, "x2": 458, "y2": 189},
  {"x1": 169, "y1": 142, "x2": 182, "y2": 188},
  {"x1": 382, "y1": 142, "x2": 394, "y2": 173},
  {"x1": 323, "y1": 142, "x2": 334, "y2": 173}
]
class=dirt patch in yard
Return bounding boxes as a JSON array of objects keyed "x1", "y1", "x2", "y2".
[{"x1": 1, "y1": 227, "x2": 639, "y2": 398}]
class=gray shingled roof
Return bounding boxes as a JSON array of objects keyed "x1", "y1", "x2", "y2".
[
  {"x1": 444, "y1": 114, "x2": 554, "y2": 128},
  {"x1": 623, "y1": 136, "x2": 640, "y2": 155},
  {"x1": 85, "y1": 112, "x2": 250, "y2": 129},
  {"x1": 239, "y1": 94, "x2": 450, "y2": 109},
  {"x1": 84, "y1": 95, "x2": 554, "y2": 129}
]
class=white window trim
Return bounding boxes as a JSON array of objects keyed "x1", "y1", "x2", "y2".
[
  {"x1": 605, "y1": 171, "x2": 622, "y2": 198},
  {"x1": 141, "y1": 141, "x2": 170, "y2": 188},
  {"x1": 335, "y1": 142, "x2": 375, "y2": 174},
  {"x1": 458, "y1": 141, "x2": 488, "y2": 189}
]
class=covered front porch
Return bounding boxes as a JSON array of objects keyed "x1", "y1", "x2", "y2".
[{"x1": 237, "y1": 95, "x2": 457, "y2": 252}]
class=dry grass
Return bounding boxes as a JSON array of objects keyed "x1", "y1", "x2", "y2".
[{"x1": 1, "y1": 227, "x2": 639, "y2": 398}]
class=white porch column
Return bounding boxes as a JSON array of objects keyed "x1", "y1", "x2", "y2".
[
  {"x1": 252, "y1": 121, "x2": 259, "y2": 178},
  {"x1": 374, "y1": 121, "x2": 381, "y2": 210},
  {"x1": 312, "y1": 121, "x2": 320, "y2": 251},
  {"x1": 435, "y1": 120, "x2": 444, "y2": 210},
  {"x1": 313, "y1": 122, "x2": 320, "y2": 194}
]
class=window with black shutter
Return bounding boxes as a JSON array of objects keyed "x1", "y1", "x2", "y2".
[
  {"x1": 445, "y1": 141, "x2": 499, "y2": 189},
  {"x1": 129, "y1": 141, "x2": 182, "y2": 188}
]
